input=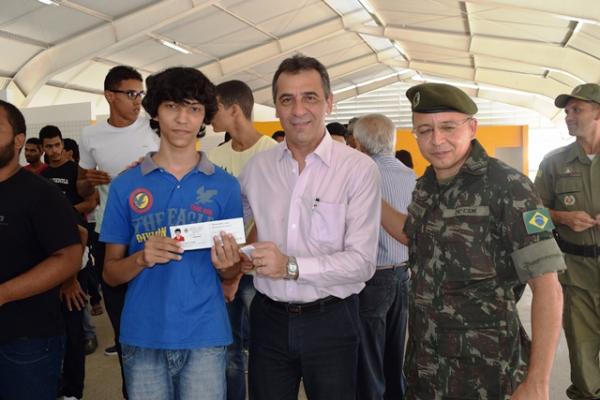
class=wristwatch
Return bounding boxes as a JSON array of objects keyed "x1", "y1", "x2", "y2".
[{"x1": 284, "y1": 256, "x2": 299, "y2": 280}]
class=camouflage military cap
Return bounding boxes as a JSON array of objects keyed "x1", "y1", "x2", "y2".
[
  {"x1": 406, "y1": 83, "x2": 478, "y2": 115},
  {"x1": 555, "y1": 83, "x2": 600, "y2": 108}
]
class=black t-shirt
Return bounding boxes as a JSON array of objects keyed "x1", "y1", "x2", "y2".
[
  {"x1": 0, "y1": 168, "x2": 80, "y2": 343},
  {"x1": 41, "y1": 160, "x2": 84, "y2": 206}
]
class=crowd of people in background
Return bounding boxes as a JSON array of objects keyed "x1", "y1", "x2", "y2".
[{"x1": 0, "y1": 53, "x2": 598, "y2": 400}]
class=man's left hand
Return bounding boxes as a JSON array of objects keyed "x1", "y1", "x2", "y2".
[
  {"x1": 60, "y1": 278, "x2": 88, "y2": 312},
  {"x1": 252, "y1": 242, "x2": 288, "y2": 279},
  {"x1": 511, "y1": 380, "x2": 548, "y2": 400}
]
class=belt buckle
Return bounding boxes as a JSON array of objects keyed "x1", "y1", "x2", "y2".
[{"x1": 286, "y1": 304, "x2": 302, "y2": 314}]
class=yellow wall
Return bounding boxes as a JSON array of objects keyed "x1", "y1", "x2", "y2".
[
  {"x1": 396, "y1": 125, "x2": 529, "y2": 176},
  {"x1": 253, "y1": 122, "x2": 529, "y2": 177},
  {"x1": 255, "y1": 121, "x2": 283, "y2": 136}
]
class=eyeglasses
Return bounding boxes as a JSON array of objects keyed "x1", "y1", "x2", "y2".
[
  {"x1": 413, "y1": 117, "x2": 472, "y2": 139},
  {"x1": 109, "y1": 89, "x2": 145, "y2": 100}
]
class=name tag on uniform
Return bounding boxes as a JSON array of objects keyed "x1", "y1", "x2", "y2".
[
  {"x1": 442, "y1": 206, "x2": 489, "y2": 218},
  {"x1": 169, "y1": 217, "x2": 246, "y2": 250}
]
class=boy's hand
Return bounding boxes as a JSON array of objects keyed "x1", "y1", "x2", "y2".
[
  {"x1": 137, "y1": 236, "x2": 183, "y2": 268},
  {"x1": 211, "y1": 232, "x2": 241, "y2": 270}
]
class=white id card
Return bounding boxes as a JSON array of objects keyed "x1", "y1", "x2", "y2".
[{"x1": 168, "y1": 217, "x2": 246, "y2": 250}]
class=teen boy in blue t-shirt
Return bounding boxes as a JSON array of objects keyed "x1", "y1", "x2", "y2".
[{"x1": 100, "y1": 67, "x2": 243, "y2": 400}]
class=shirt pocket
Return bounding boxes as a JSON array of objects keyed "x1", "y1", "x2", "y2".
[
  {"x1": 555, "y1": 176, "x2": 584, "y2": 210},
  {"x1": 440, "y1": 209, "x2": 495, "y2": 282},
  {"x1": 308, "y1": 200, "x2": 347, "y2": 252}
]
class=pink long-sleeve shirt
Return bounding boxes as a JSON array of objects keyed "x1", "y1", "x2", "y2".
[{"x1": 239, "y1": 133, "x2": 381, "y2": 303}]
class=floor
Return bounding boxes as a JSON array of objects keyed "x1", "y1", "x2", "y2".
[{"x1": 83, "y1": 287, "x2": 571, "y2": 399}]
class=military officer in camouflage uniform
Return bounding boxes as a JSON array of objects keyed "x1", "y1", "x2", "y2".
[
  {"x1": 403, "y1": 83, "x2": 566, "y2": 400},
  {"x1": 535, "y1": 83, "x2": 600, "y2": 400}
]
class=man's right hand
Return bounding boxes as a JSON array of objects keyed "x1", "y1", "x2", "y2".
[
  {"x1": 554, "y1": 210, "x2": 598, "y2": 232},
  {"x1": 84, "y1": 169, "x2": 111, "y2": 186},
  {"x1": 125, "y1": 156, "x2": 145, "y2": 170},
  {"x1": 136, "y1": 235, "x2": 183, "y2": 268}
]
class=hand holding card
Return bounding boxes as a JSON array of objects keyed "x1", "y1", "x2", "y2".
[
  {"x1": 239, "y1": 244, "x2": 256, "y2": 275},
  {"x1": 169, "y1": 218, "x2": 246, "y2": 250}
]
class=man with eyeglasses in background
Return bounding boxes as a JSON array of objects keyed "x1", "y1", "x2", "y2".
[
  {"x1": 400, "y1": 83, "x2": 566, "y2": 400},
  {"x1": 78, "y1": 65, "x2": 158, "y2": 399}
]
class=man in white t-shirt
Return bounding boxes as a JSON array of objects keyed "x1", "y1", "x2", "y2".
[
  {"x1": 208, "y1": 79, "x2": 276, "y2": 400},
  {"x1": 78, "y1": 65, "x2": 158, "y2": 399}
]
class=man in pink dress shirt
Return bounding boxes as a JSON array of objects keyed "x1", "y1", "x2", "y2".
[{"x1": 237, "y1": 55, "x2": 382, "y2": 400}]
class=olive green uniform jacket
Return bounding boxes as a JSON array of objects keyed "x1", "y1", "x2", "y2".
[{"x1": 535, "y1": 141, "x2": 600, "y2": 291}]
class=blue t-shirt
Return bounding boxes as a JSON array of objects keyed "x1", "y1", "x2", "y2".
[{"x1": 100, "y1": 153, "x2": 241, "y2": 349}]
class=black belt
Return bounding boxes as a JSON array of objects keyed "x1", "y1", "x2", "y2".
[
  {"x1": 259, "y1": 292, "x2": 346, "y2": 315},
  {"x1": 377, "y1": 262, "x2": 408, "y2": 270},
  {"x1": 555, "y1": 235, "x2": 600, "y2": 258}
]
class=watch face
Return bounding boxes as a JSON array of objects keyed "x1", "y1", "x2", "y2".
[{"x1": 287, "y1": 258, "x2": 298, "y2": 275}]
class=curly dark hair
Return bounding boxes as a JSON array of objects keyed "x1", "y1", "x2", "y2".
[{"x1": 142, "y1": 67, "x2": 217, "y2": 136}]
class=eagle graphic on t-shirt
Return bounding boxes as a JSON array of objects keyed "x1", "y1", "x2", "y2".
[{"x1": 196, "y1": 186, "x2": 217, "y2": 204}]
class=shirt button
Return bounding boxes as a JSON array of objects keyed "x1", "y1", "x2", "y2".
[
  {"x1": 176, "y1": 185, "x2": 181, "y2": 189},
  {"x1": 292, "y1": 224, "x2": 297, "y2": 229}
]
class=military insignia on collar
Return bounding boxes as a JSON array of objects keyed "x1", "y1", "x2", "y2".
[
  {"x1": 564, "y1": 167, "x2": 572, "y2": 174},
  {"x1": 563, "y1": 195, "x2": 576, "y2": 206},
  {"x1": 523, "y1": 208, "x2": 555, "y2": 234},
  {"x1": 413, "y1": 92, "x2": 420, "y2": 108}
]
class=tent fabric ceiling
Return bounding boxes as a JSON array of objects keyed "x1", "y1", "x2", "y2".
[{"x1": 0, "y1": 0, "x2": 596, "y2": 126}]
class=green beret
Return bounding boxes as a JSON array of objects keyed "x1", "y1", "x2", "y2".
[
  {"x1": 555, "y1": 83, "x2": 600, "y2": 108},
  {"x1": 406, "y1": 83, "x2": 478, "y2": 115}
]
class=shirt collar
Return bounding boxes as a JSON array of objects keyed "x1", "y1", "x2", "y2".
[
  {"x1": 277, "y1": 130, "x2": 333, "y2": 167},
  {"x1": 422, "y1": 138, "x2": 488, "y2": 183},
  {"x1": 566, "y1": 141, "x2": 591, "y2": 164},
  {"x1": 140, "y1": 151, "x2": 215, "y2": 176},
  {"x1": 461, "y1": 139, "x2": 489, "y2": 176}
]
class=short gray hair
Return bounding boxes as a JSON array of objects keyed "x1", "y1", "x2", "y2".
[{"x1": 353, "y1": 113, "x2": 396, "y2": 156}]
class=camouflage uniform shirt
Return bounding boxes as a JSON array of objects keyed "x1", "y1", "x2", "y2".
[{"x1": 404, "y1": 139, "x2": 565, "y2": 399}]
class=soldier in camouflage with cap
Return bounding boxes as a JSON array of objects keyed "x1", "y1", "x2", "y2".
[
  {"x1": 535, "y1": 83, "x2": 600, "y2": 400},
  {"x1": 403, "y1": 83, "x2": 565, "y2": 399}
]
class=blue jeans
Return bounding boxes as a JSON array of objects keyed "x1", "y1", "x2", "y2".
[
  {"x1": 122, "y1": 344, "x2": 227, "y2": 400},
  {"x1": 0, "y1": 335, "x2": 65, "y2": 400},
  {"x1": 358, "y1": 267, "x2": 409, "y2": 400},
  {"x1": 226, "y1": 275, "x2": 255, "y2": 400}
]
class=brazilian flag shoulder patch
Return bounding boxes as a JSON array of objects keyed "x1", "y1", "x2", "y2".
[{"x1": 522, "y1": 208, "x2": 555, "y2": 234}]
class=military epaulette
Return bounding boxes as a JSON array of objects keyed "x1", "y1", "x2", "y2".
[
  {"x1": 541, "y1": 144, "x2": 570, "y2": 160},
  {"x1": 464, "y1": 158, "x2": 487, "y2": 175}
]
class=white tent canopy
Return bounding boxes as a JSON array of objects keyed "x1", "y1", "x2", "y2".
[{"x1": 1, "y1": 0, "x2": 595, "y2": 126}]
